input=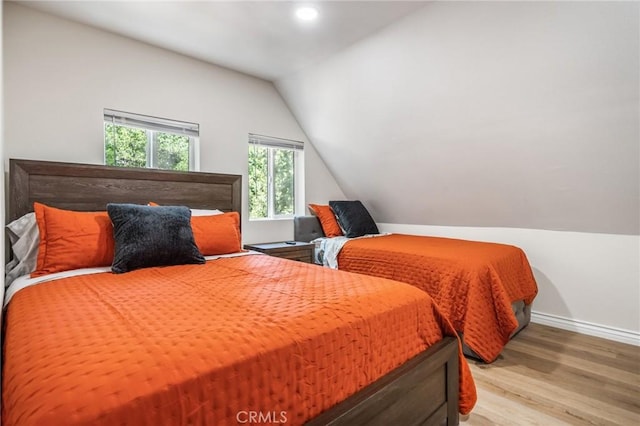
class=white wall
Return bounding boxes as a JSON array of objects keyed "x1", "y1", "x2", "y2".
[
  {"x1": 1, "y1": 0, "x2": 5, "y2": 381},
  {"x1": 3, "y1": 3, "x2": 345, "y2": 244},
  {"x1": 277, "y1": 1, "x2": 639, "y2": 235},
  {"x1": 379, "y1": 223, "x2": 640, "y2": 343}
]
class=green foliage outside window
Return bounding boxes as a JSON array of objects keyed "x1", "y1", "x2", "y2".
[
  {"x1": 248, "y1": 144, "x2": 296, "y2": 219},
  {"x1": 273, "y1": 149, "x2": 294, "y2": 216},
  {"x1": 105, "y1": 123, "x2": 190, "y2": 171},
  {"x1": 248, "y1": 145, "x2": 268, "y2": 219},
  {"x1": 155, "y1": 133, "x2": 190, "y2": 171},
  {"x1": 105, "y1": 124, "x2": 147, "y2": 168}
]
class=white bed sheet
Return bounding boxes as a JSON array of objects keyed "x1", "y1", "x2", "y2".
[{"x1": 312, "y1": 234, "x2": 389, "y2": 269}]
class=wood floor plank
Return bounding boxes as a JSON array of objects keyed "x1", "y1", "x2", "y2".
[
  {"x1": 462, "y1": 323, "x2": 640, "y2": 426},
  {"x1": 513, "y1": 332, "x2": 639, "y2": 374},
  {"x1": 464, "y1": 386, "x2": 574, "y2": 426},
  {"x1": 473, "y1": 363, "x2": 637, "y2": 424},
  {"x1": 503, "y1": 341, "x2": 640, "y2": 395}
]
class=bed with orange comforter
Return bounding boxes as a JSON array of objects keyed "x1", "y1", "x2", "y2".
[
  {"x1": 2, "y1": 254, "x2": 476, "y2": 425},
  {"x1": 294, "y1": 216, "x2": 538, "y2": 362},
  {"x1": 305, "y1": 231, "x2": 538, "y2": 363}
]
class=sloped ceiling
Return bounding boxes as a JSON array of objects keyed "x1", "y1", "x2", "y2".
[
  {"x1": 277, "y1": 1, "x2": 640, "y2": 235},
  {"x1": 17, "y1": 0, "x2": 427, "y2": 81}
]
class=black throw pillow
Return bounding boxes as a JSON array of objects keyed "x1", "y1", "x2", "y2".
[
  {"x1": 329, "y1": 200, "x2": 379, "y2": 238},
  {"x1": 107, "y1": 203, "x2": 205, "y2": 273}
]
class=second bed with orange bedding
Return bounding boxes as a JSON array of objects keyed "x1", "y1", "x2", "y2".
[
  {"x1": 333, "y1": 234, "x2": 538, "y2": 363},
  {"x1": 3, "y1": 254, "x2": 476, "y2": 425}
]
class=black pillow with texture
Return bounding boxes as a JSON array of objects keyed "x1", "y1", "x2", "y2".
[
  {"x1": 107, "y1": 203, "x2": 205, "y2": 273},
  {"x1": 329, "y1": 200, "x2": 379, "y2": 238}
]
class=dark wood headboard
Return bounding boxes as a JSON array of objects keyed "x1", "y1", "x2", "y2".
[{"x1": 9, "y1": 159, "x2": 242, "y2": 221}]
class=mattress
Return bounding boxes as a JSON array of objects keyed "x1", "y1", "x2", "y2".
[
  {"x1": 2, "y1": 254, "x2": 476, "y2": 425},
  {"x1": 316, "y1": 233, "x2": 538, "y2": 363}
]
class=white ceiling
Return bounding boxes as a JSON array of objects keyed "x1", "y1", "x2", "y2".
[{"x1": 19, "y1": 0, "x2": 428, "y2": 81}]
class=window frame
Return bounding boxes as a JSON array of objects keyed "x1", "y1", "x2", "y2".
[
  {"x1": 248, "y1": 134, "x2": 305, "y2": 221},
  {"x1": 103, "y1": 109, "x2": 200, "y2": 171}
]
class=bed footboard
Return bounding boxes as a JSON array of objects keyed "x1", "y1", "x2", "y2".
[{"x1": 307, "y1": 336, "x2": 459, "y2": 426}]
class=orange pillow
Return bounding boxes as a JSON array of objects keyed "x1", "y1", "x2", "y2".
[
  {"x1": 308, "y1": 204, "x2": 343, "y2": 237},
  {"x1": 191, "y1": 212, "x2": 241, "y2": 255},
  {"x1": 32, "y1": 203, "x2": 115, "y2": 277}
]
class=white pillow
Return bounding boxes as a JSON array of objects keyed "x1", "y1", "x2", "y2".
[
  {"x1": 148, "y1": 203, "x2": 223, "y2": 217},
  {"x1": 191, "y1": 209, "x2": 224, "y2": 216},
  {"x1": 6, "y1": 212, "x2": 40, "y2": 287}
]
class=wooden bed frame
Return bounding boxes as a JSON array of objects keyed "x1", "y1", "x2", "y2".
[
  {"x1": 8, "y1": 159, "x2": 461, "y2": 426},
  {"x1": 9, "y1": 159, "x2": 242, "y2": 221}
]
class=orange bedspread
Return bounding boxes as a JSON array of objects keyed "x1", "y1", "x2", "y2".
[
  {"x1": 3, "y1": 255, "x2": 476, "y2": 425},
  {"x1": 338, "y1": 234, "x2": 538, "y2": 362}
]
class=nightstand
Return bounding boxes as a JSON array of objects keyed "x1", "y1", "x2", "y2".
[{"x1": 244, "y1": 241, "x2": 314, "y2": 264}]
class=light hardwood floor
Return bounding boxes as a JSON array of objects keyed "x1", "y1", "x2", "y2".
[{"x1": 461, "y1": 323, "x2": 640, "y2": 426}]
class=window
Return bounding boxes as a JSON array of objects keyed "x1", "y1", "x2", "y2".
[
  {"x1": 248, "y1": 134, "x2": 304, "y2": 220},
  {"x1": 104, "y1": 109, "x2": 199, "y2": 171}
]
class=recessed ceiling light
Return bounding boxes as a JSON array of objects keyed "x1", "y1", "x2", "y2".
[{"x1": 296, "y1": 7, "x2": 319, "y2": 21}]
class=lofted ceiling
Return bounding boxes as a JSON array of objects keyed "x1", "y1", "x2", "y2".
[
  {"x1": 17, "y1": 0, "x2": 428, "y2": 81},
  {"x1": 277, "y1": 1, "x2": 639, "y2": 235}
]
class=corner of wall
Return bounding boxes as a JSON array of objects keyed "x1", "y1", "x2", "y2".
[
  {"x1": 1, "y1": 0, "x2": 6, "y2": 409},
  {"x1": 272, "y1": 79, "x2": 347, "y2": 203}
]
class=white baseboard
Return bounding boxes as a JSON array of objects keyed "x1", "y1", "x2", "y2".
[{"x1": 531, "y1": 311, "x2": 640, "y2": 346}]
